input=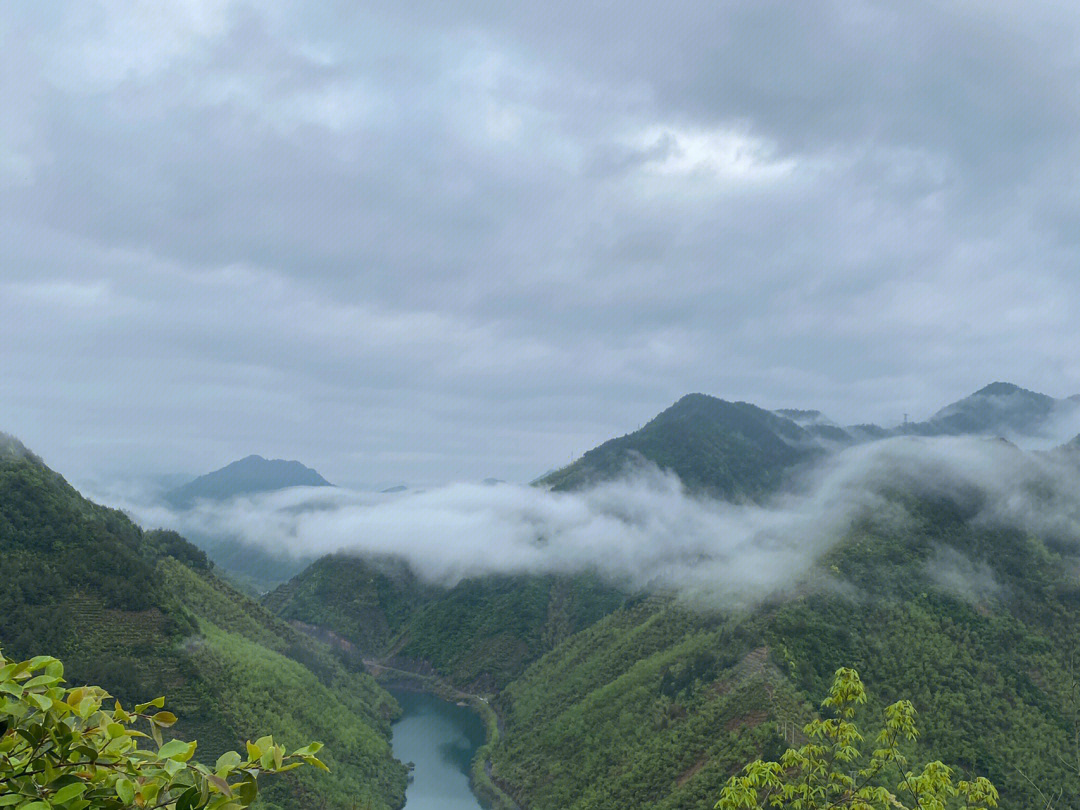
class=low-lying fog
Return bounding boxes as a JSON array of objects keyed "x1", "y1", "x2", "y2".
[{"x1": 95, "y1": 436, "x2": 1080, "y2": 607}]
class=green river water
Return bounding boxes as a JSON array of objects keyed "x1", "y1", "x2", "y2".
[{"x1": 388, "y1": 689, "x2": 487, "y2": 810}]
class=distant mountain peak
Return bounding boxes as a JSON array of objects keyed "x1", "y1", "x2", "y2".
[
  {"x1": 901, "y1": 382, "x2": 1071, "y2": 438},
  {"x1": 971, "y1": 382, "x2": 1035, "y2": 397},
  {"x1": 166, "y1": 455, "x2": 332, "y2": 507}
]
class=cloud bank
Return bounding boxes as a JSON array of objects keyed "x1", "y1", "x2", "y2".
[{"x1": 107, "y1": 436, "x2": 1080, "y2": 607}]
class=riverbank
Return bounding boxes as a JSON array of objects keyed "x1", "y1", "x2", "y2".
[{"x1": 364, "y1": 659, "x2": 522, "y2": 810}]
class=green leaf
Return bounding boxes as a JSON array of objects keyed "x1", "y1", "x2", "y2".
[
  {"x1": 175, "y1": 787, "x2": 200, "y2": 810},
  {"x1": 23, "y1": 675, "x2": 60, "y2": 689},
  {"x1": 116, "y1": 778, "x2": 135, "y2": 805},
  {"x1": 206, "y1": 774, "x2": 233, "y2": 797},
  {"x1": 133, "y1": 697, "x2": 165, "y2": 713},
  {"x1": 51, "y1": 783, "x2": 87, "y2": 804},
  {"x1": 290, "y1": 742, "x2": 323, "y2": 757},
  {"x1": 254, "y1": 735, "x2": 273, "y2": 752},
  {"x1": 215, "y1": 750, "x2": 242, "y2": 774},
  {"x1": 152, "y1": 711, "x2": 177, "y2": 728},
  {"x1": 159, "y1": 739, "x2": 196, "y2": 761},
  {"x1": 234, "y1": 777, "x2": 257, "y2": 806}
]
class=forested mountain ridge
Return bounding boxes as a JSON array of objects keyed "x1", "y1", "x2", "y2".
[
  {"x1": 0, "y1": 438, "x2": 408, "y2": 810},
  {"x1": 536, "y1": 394, "x2": 822, "y2": 498},
  {"x1": 262, "y1": 388, "x2": 1080, "y2": 809},
  {"x1": 484, "y1": 475, "x2": 1080, "y2": 808},
  {"x1": 902, "y1": 381, "x2": 1080, "y2": 437},
  {"x1": 272, "y1": 478, "x2": 1080, "y2": 808},
  {"x1": 536, "y1": 383, "x2": 1080, "y2": 500}
]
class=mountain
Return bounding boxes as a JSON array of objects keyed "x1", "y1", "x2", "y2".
[
  {"x1": 904, "y1": 382, "x2": 1078, "y2": 438},
  {"x1": 486, "y1": 489, "x2": 1080, "y2": 810},
  {"x1": 161, "y1": 455, "x2": 333, "y2": 592},
  {"x1": 166, "y1": 454, "x2": 332, "y2": 508},
  {"x1": 536, "y1": 394, "x2": 822, "y2": 499},
  {"x1": 260, "y1": 387, "x2": 1080, "y2": 809},
  {"x1": 271, "y1": 451, "x2": 1080, "y2": 809},
  {"x1": 0, "y1": 436, "x2": 407, "y2": 810}
]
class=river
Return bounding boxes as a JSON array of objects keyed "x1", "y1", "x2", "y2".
[{"x1": 388, "y1": 688, "x2": 487, "y2": 810}]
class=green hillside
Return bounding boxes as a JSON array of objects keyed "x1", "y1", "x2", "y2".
[
  {"x1": 0, "y1": 436, "x2": 408, "y2": 810},
  {"x1": 482, "y1": 488, "x2": 1080, "y2": 809},
  {"x1": 263, "y1": 424, "x2": 1080, "y2": 808},
  {"x1": 268, "y1": 555, "x2": 625, "y2": 690},
  {"x1": 536, "y1": 394, "x2": 820, "y2": 499},
  {"x1": 264, "y1": 554, "x2": 430, "y2": 655}
]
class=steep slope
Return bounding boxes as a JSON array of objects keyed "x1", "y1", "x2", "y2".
[
  {"x1": 0, "y1": 436, "x2": 407, "y2": 810},
  {"x1": 486, "y1": 491, "x2": 1080, "y2": 810},
  {"x1": 268, "y1": 556, "x2": 625, "y2": 690},
  {"x1": 249, "y1": 393, "x2": 1080, "y2": 809},
  {"x1": 166, "y1": 454, "x2": 332, "y2": 507},
  {"x1": 264, "y1": 554, "x2": 431, "y2": 654},
  {"x1": 537, "y1": 394, "x2": 820, "y2": 499}
]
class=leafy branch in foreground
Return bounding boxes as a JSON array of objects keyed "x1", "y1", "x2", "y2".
[
  {"x1": 0, "y1": 650, "x2": 327, "y2": 809},
  {"x1": 716, "y1": 667, "x2": 998, "y2": 810}
]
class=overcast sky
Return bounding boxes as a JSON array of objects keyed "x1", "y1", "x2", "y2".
[{"x1": 3, "y1": 1, "x2": 1080, "y2": 487}]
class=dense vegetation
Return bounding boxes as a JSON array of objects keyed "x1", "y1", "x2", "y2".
[
  {"x1": 536, "y1": 394, "x2": 822, "y2": 498},
  {"x1": 262, "y1": 393, "x2": 1080, "y2": 809},
  {"x1": 0, "y1": 436, "x2": 407, "y2": 810},
  {"x1": 8, "y1": 381, "x2": 1080, "y2": 809},
  {"x1": 716, "y1": 667, "x2": 998, "y2": 809},
  {"x1": 477, "y1": 492, "x2": 1080, "y2": 809},
  {"x1": 0, "y1": 650, "x2": 325, "y2": 810},
  {"x1": 268, "y1": 556, "x2": 624, "y2": 689}
]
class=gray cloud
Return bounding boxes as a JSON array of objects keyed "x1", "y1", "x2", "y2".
[{"x1": 3, "y1": 2, "x2": 1080, "y2": 485}]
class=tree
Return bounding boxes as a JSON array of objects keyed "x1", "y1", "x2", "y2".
[
  {"x1": 0, "y1": 649, "x2": 326, "y2": 809},
  {"x1": 716, "y1": 667, "x2": 998, "y2": 810}
]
